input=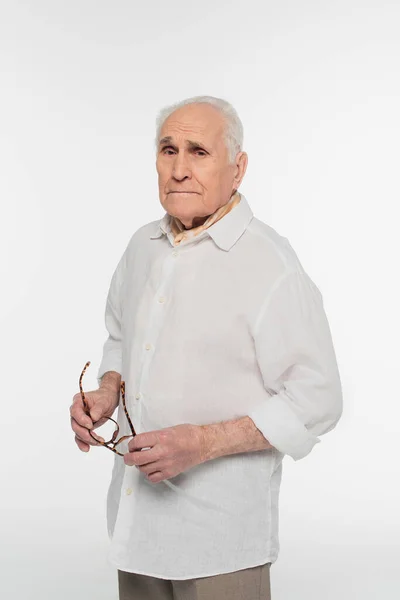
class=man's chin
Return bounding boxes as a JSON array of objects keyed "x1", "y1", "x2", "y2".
[{"x1": 162, "y1": 195, "x2": 197, "y2": 210}]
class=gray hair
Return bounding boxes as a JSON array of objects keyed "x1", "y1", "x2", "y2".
[{"x1": 154, "y1": 95, "x2": 244, "y2": 164}]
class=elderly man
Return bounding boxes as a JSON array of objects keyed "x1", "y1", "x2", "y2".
[{"x1": 70, "y1": 95, "x2": 343, "y2": 600}]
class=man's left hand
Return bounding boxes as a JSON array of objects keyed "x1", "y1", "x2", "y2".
[{"x1": 124, "y1": 423, "x2": 205, "y2": 483}]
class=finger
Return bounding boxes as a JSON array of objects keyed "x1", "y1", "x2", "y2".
[
  {"x1": 137, "y1": 462, "x2": 160, "y2": 475},
  {"x1": 147, "y1": 472, "x2": 164, "y2": 483},
  {"x1": 131, "y1": 448, "x2": 158, "y2": 466},
  {"x1": 137, "y1": 463, "x2": 166, "y2": 481},
  {"x1": 74, "y1": 403, "x2": 107, "y2": 430},
  {"x1": 71, "y1": 416, "x2": 105, "y2": 446},
  {"x1": 125, "y1": 450, "x2": 158, "y2": 467},
  {"x1": 75, "y1": 435, "x2": 90, "y2": 452},
  {"x1": 70, "y1": 400, "x2": 93, "y2": 429}
]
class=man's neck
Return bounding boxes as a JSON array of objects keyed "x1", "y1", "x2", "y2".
[{"x1": 182, "y1": 215, "x2": 210, "y2": 230}]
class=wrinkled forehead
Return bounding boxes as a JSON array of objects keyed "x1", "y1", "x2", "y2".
[{"x1": 160, "y1": 105, "x2": 226, "y2": 149}]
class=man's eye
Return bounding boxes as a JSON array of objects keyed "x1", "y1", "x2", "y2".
[{"x1": 161, "y1": 147, "x2": 206, "y2": 156}]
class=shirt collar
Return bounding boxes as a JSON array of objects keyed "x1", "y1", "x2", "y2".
[{"x1": 149, "y1": 192, "x2": 254, "y2": 251}]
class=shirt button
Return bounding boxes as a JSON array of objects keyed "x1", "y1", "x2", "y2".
[
  {"x1": 135, "y1": 393, "x2": 142, "y2": 400},
  {"x1": 126, "y1": 488, "x2": 132, "y2": 495},
  {"x1": 158, "y1": 296, "x2": 166, "y2": 303},
  {"x1": 145, "y1": 343, "x2": 152, "y2": 350},
  {"x1": 172, "y1": 250, "x2": 178, "y2": 257}
]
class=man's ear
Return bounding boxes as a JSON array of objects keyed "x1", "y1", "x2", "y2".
[{"x1": 233, "y1": 151, "x2": 248, "y2": 189}]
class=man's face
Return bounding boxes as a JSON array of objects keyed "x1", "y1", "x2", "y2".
[{"x1": 156, "y1": 103, "x2": 247, "y2": 228}]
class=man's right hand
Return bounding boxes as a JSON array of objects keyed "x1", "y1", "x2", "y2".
[{"x1": 70, "y1": 388, "x2": 120, "y2": 452}]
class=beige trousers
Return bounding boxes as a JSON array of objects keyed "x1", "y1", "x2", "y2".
[{"x1": 118, "y1": 562, "x2": 271, "y2": 600}]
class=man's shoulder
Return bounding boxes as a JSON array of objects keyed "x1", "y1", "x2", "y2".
[
  {"x1": 124, "y1": 218, "x2": 163, "y2": 251},
  {"x1": 246, "y1": 216, "x2": 304, "y2": 273}
]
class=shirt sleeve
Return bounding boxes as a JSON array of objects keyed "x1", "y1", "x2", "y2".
[
  {"x1": 96, "y1": 250, "x2": 127, "y2": 389},
  {"x1": 247, "y1": 269, "x2": 343, "y2": 461}
]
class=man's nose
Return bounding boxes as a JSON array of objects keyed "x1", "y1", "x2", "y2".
[{"x1": 172, "y1": 153, "x2": 191, "y2": 180}]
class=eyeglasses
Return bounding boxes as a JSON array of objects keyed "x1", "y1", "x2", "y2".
[{"x1": 79, "y1": 361, "x2": 136, "y2": 456}]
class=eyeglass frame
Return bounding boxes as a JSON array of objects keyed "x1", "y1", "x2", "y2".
[{"x1": 79, "y1": 360, "x2": 136, "y2": 456}]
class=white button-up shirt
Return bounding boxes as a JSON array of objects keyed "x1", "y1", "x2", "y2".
[{"x1": 96, "y1": 192, "x2": 343, "y2": 579}]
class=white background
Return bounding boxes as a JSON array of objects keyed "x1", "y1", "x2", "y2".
[{"x1": 1, "y1": 1, "x2": 399, "y2": 598}]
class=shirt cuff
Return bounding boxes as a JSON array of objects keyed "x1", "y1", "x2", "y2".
[{"x1": 248, "y1": 393, "x2": 321, "y2": 461}]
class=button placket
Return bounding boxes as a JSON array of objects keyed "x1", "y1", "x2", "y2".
[{"x1": 134, "y1": 249, "x2": 179, "y2": 414}]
